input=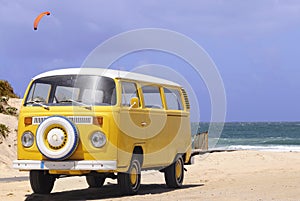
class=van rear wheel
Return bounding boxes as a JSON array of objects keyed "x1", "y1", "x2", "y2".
[
  {"x1": 164, "y1": 155, "x2": 184, "y2": 188},
  {"x1": 86, "y1": 175, "x2": 106, "y2": 188},
  {"x1": 118, "y1": 156, "x2": 141, "y2": 195},
  {"x1": 29, "y1": 170, "x2": 55, "y2": 194}
]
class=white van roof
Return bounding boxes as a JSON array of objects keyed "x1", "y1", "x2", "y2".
[{"x1": 33, "y1": 68, "x2": 181, "y2": 87}]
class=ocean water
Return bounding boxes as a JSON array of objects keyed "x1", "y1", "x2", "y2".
[{"x1": 191, "y1": 122, "x2": 300, "y2": 152}]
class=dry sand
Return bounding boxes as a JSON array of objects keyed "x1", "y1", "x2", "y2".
[
  {"x1": 0, "y1": 99, "x2": 300, "y2": 201},
  {"x1": 0, "y1": 151, "x2": 299, "y2": 201}
]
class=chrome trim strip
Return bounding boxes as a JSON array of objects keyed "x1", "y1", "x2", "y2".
[{"x1": 13, "y1": 160, "x2": 117, "y2": 171}]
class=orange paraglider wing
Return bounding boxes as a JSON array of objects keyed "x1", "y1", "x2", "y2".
[{"x1": 33, "y1": 11, "x2": 51, "y2": 30}]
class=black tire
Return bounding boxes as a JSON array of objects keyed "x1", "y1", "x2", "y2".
[
  {"x1": 29, "y1": 170, "x2": 55, "y2": 194},
  {"x1": 118, "y1": 156, "x2": 141, "y2": 195},
  {"x1": 86, "y1": 175, "x2": 106, "y2": 188},
  {"x1": 164, "y1": 155, "x2": 184, "y2": 188}
]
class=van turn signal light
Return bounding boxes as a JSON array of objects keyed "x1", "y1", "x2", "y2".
[
  {"x1": 93, "y1": 116, "x2": 103, "y2": 126},
  {"x1": 24, "y1": 117, "x2": 32, "y2": 126}
]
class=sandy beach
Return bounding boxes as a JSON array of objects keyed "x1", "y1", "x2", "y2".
[
  {"x1": 1, "y1": 99, "x2": 300, "y2": 201},
  {"x1": 0, "y1": 150, "x2": 299, "y2": 201}
]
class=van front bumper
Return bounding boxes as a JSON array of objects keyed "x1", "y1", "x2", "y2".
[{"x1": 13, "y1": 160, "x2": 117, "y2": 171}]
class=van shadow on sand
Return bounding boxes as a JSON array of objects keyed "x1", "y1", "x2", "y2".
[{"x1": 24, "y1": 183, "x2": 203, "y2": 201}]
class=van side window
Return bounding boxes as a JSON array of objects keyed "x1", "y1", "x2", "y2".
[
  {"x1": 142, "y1": 86, "x2": 163, "y2": 109},
  {"x1": 121, "y1": 82, "x2": 139, "y2": 106},
  {"x1": 164, "y1": 88, "x2": 183, "y2": 110}
]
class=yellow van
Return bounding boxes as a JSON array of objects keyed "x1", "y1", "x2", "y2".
[{"x1": 13, "y1": 68, "x2": 192, "y2": 195}]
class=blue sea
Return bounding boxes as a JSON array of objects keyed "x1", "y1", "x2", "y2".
[{"x1": 191, "y1": 122, "x2": 300, "y2": 152}]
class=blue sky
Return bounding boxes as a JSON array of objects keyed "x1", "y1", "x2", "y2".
[{"x1": 1, "y1": 0, "x2": 300, "y2": 122}]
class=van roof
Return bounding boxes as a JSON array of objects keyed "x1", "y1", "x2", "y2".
[{"x1": 33, "y1": 68, "x2": 181, "y2": 87}]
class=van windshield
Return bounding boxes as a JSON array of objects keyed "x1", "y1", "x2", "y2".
[{"x1": 25, "y1": 75, "x2": 116, "y2": 107}]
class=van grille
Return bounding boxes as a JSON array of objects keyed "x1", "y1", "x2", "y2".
[
  {"x1": 32, "y1": 116, "x2": 93, "y2": 125},
  {"x1": 181, "y1": 88, "x2": 190, "y2": 110},
  {"x1": 33, "y1": 116, "x2": 47, "y2": 125}
]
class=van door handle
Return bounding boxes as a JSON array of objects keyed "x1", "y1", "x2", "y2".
[{"x1": 141, "y1": 122, "x2": 147, "y2": 127}]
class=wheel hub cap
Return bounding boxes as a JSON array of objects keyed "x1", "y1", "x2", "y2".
[
  {"x1": 130, "y1": 167, "x2": 138, "y2": 185},
  {"x1": 175, "y1": 160, "x2": 182, "y2": 180},
  {"x1": 47, "y1": 128, "x2": 66, "y2": 149}
]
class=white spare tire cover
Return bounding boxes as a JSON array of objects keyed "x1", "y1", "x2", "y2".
[{"x1": 36, "y1": 116, "x2": 79, "y2": 160}]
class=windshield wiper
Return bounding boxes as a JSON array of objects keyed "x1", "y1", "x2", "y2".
[
  {"x1": 58, "y1": 99, "x2": 92, "y2": 110},
  {"x1": 26, "y1": 100, "x2": 49, "y2": 110}
]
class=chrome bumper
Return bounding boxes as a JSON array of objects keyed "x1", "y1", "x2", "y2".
[{"x1": 13, "y1": 160, "x2": 117, "y2": 171}]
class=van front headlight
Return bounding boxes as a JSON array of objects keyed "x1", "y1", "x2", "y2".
[
  {"x1": 21, "y1": 131, "x2": 34, "y2": 148},
  {"x1": 90, "y1": 131, "x2": 106, "y2": 148}
]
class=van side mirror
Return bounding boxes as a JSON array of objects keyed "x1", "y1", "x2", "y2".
[{"x1": 129, "y1": 97, "x2": 139, "y2": 109}]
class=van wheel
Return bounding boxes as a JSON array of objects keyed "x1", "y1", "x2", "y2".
[
  {"x1": 164, "y1": 155, "x2": 184, "y2": 188},
  {"x1": 118, "y1": 156, "x2": 141, "y2": 195},
  {"x1": 29, "y1": 170, "x2": 55, "y2": 194},
  {"x1": 86, "y1": 175, "x2": 106, "y2": 188}
]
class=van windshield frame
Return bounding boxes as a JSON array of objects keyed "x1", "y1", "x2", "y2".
[{"x1": 24, "y1": 75, "x2": 116, "y2": 107}]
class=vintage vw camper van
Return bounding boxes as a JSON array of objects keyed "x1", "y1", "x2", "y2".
[{"x1": 13, "y1": 68, "x2": 192, "y2": 195}]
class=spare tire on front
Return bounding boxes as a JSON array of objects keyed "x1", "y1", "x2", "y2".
[{"x1": 36, "y1": 116, "x2": 79, "y2": 160}]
